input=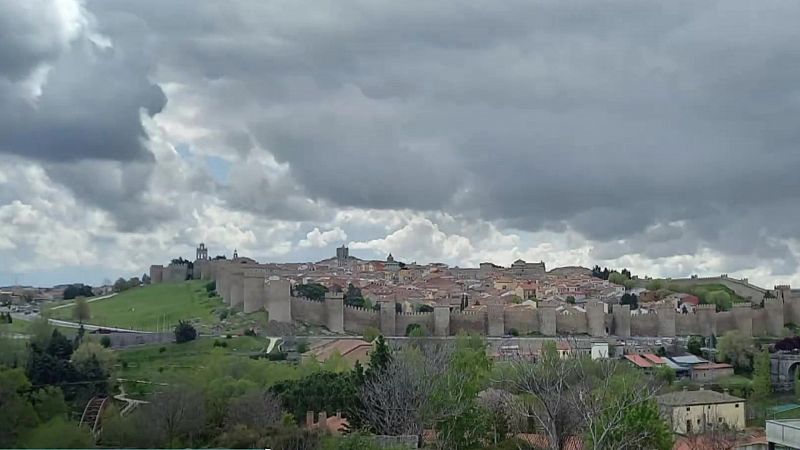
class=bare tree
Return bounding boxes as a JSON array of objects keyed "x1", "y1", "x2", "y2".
[
  {"x1": 506, "y1": 340, "x2": 668, "y2": 450},
  {"x1": 225, "y1": 390, "x2": 283, "y2": 430},
  {"x1": 477, "y1": 388, "x2": 525, "y2": 444},
  {"x1": 144, "y1": 385, "x2": 207, "y2": 446},
  {"x1": 681, "y1": 419, "x2": 740, "y2": 450},
  {"x1": 506, "y1": 343, "x2": 584, "y2": 450},
  {"x1": 353, "y1": 339, "x2": 480, "y2": 446},
  {"x1": 571, "y1": 357, "x2": 668, "y2": 450}
]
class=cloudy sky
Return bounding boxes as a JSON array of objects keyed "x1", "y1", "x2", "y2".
[{"x1": 2, "y1": 0, "x2": 800, "y2": 288}]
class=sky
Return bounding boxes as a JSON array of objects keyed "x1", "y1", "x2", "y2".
[{"x1": 2, "y1": 0, "x2": 800, "y2": 288}]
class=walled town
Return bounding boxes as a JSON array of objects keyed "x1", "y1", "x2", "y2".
[
  {"x1": 4, "y1": 243, "x2": 800, "y2": 448},
  {"x1": 150, "y1": 244, "x2": 799, "y2": 340}
]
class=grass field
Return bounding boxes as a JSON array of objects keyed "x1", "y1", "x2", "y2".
[
  {"x1": 0, "y1": 319, "x2": 33, "y2": 336},
  {"x1": 48, "y1": 281, "x2": 222, "y2": 332},
  {"x1": 116, "y1": 336, "x2": 270, "y2": 381},
  {"x1": 113, "y1": 336, "x2": 323, "y2": 398}
]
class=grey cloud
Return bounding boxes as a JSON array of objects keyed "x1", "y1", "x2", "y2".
[{"x1": 22, "y1": 0, "x2": 800, "y2": 275}]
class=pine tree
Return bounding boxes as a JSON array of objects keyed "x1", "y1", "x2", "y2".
[{"x1": 367, "y1": 335, "x2": 391, "y2": 377}]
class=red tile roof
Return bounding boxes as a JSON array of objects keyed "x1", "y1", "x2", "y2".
[
  {"x1": 642, "y1": 353, "x2": 665, "y2": 364},
  {"x1": 624, "y1": 354, "x2": 654, "y2": 368}
]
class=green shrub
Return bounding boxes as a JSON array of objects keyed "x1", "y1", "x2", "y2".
[
  {"x1": 205, "y1": 281, "x2": 216, "y2": 292},
  {"x1": 213, "y1": 339, "x2": 228, "y2": 348},
  {"x1": 158, "y1": 346, "x2": 167, "y2": 353},
  {"x1": 508, "y1": 328, "x2": 519, "y2": 337},
  {"x1": 174, "y1": 320, "x2": 197, "y2": 344},
  {"x1": 362, "y1": 326, "x2": 380, "y2": 342},
  {"x1": 296, "y1": 340, "x2": 309, "y2": 354},
  {"x1": 100, "y1": 335, "x2": 112, "y2": 348}
]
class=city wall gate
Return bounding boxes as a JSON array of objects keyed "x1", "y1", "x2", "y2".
[{"x1": 771, "y1": 352, "x2": 800, "y2": 392}]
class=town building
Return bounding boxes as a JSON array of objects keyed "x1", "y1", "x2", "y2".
[{"x1": 657, "y1": 388, "x2": 745, "y2": 434}]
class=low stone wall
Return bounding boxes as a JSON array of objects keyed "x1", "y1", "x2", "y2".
[{"x1": 100, "y1": 332, "x2": 173, "y2": 348}]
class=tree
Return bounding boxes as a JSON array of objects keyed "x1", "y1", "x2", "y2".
[
  {"x1": 294, "y1": 283, "x2": 328, "y2": 302},
  {"x1": 344, "y1": 283, "x2": 365, "y2": 307},
  {"x1": 0, "y1": 368, "x2": 39, "y2": 447},
  {"x1": 751, "y1": 349, "x2": 772, "y2": 400},
  {"x1": 716, "y1": 331, "x2": 754, "y2": 372},
  {"x1": 127, "y1": 277, "x2": 141, "y2": 289},
  {"x1": 17, "y1": 417, "x2": 94, "y2": 449},
  {"x1": 620, "y1": 293, "x2": 638, "y2": 310},
  {"x1": 174, "y1": 320, "x2": 197, "y2": 344},
  {"x1": 566, "y1": 296, "x2": 576, "y2": 304},
  {"x1": 272, "y1": 372, "x2": 356, "y2": 425},
  {"x1": 225, "y1": 390, "x2": 283, "y2": 430},
  {"x1": 113, "y1": 278, "x2": 128, "y2": 293},
  {"x1": 73, "y1": 298, "x2": 90, "y2": 325},
  {"x1": 353, "y1": 338, "x2": 489, "y2": 446},
  {"x1": 141, "y1": 385, "x2": 207, "y2": 446},
  {"x1": 655, "y1": 366, "x2": 676, "y2": 386},
  {"x1": 416, "y1": 304, "x2": 434, "y2": 313},
  {"x1": 508, "y1": 351, "x2": 670, "y2": 450},
  {"x1": 687, "y1": 336, "x2": 704, "y2": 356},
  {"x1": 646, "y1": 279, "x2": 664, "y2": 291},
  {"x1": 608, "y1": 272, "x2": 628, "y2": 287},
  {"x1": 362, "y1": 327, "x2": 379, "y2": 343},
  {"x1": 367, "y1": 335, "x2": 391, "y2": 377},
  {"x1": 706, "y1": 290, "x2": 733, "y2": 311},
  {"x1": 72, "y1": 342, "x2": 116, "y2": 375}
]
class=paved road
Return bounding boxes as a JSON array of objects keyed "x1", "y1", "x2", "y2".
[
  {"x1": 49, "y1": 293, "x2": 117, "y2": 310},
  {"x1": 11, "y1": 312, "x2": 154, "y2": 334}
]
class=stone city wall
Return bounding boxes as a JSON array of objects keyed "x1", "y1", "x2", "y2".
[
  {"x1": 196, "y1": 269, "x2": 798, "y2": 338},
  {"x1": 343, "y1": 305, "x2": 379, "y2": 334},
  {"x1": 449, "y1": 310, "x2": 486, "y2": 335},
  {"x1": 556, "y1": 312, "x2": 588, "y2": 334}
]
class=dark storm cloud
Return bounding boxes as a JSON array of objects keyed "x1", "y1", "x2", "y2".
[
  {"x1": 6, "y1": 0, "x2": 800, "y2": 271},
  {"x1": 0, "y1": 0, "x2": 170, "y2": 230}
]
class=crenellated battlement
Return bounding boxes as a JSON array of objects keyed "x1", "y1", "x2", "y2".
[
  {"x1": 343, "y1": 304, "x2": 378, "y2": 314},
  {"x1": 201, "y1": 270, "x2": 788, "y2": 338},
  {"x1": 397, "y1": 311, "x2": 434, "y2": 317}
]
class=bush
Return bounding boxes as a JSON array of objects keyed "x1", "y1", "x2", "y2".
[
  {"x1": 205, "y1": 281, "x2": 216, "y2": 292},
  {"x1": 100, "y1": 336, "x2": 112, "y2": 348},
  {"x1": 174, "y1": 320, "x2": 197, "y2": 344},
  {"x1": 362, "y1": 326, "x2": 380, "y2": 343},
  {"x1": 121, "y1": 360, "x2": 128, "y2": 369},
  {"x1": 266, "y1": 352, "x2": 288, "y2": 361},
  {"x1": 213, "y1": 339, "x2": 228, "y2": 348},
  {"x1": 244, "y1": 328, "x2": 257, "y2": 337},
  {"x1": 158, "y1": 346, "x2": 167, "y2": 353},
  {"x1": 219, "y1": 309, "x2": 229, "y2": 320},
  {"x1": 405, "y1": 323, "x2": 422, "y2": 336},
  {"x1": 225, "y1": 334, "x2": 232, "y2": 339},
  {"x1": 296, "y1": 340, "x2": 309, "y2": 354},
  {"x1": 508, "y1": 328, "x2": 519, "y2": 337}
]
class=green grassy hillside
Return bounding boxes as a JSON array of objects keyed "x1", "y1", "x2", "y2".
[{"x1": 48, "y1": 281, "x2": 222, "y2": 332}]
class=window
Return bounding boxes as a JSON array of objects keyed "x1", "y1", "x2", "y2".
[
  {"x1": 735, "y1": 404, "x2": 740, "y2": 408},
  {"x1": 686, "y1": 420, "x2": 692, "y2": 433},
  {"x1": 686, "y1": 407, "x2": 691, "y2": 412},
  {"x1": 719, "y1": 417, "x2": 723, "y2": 423}
]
